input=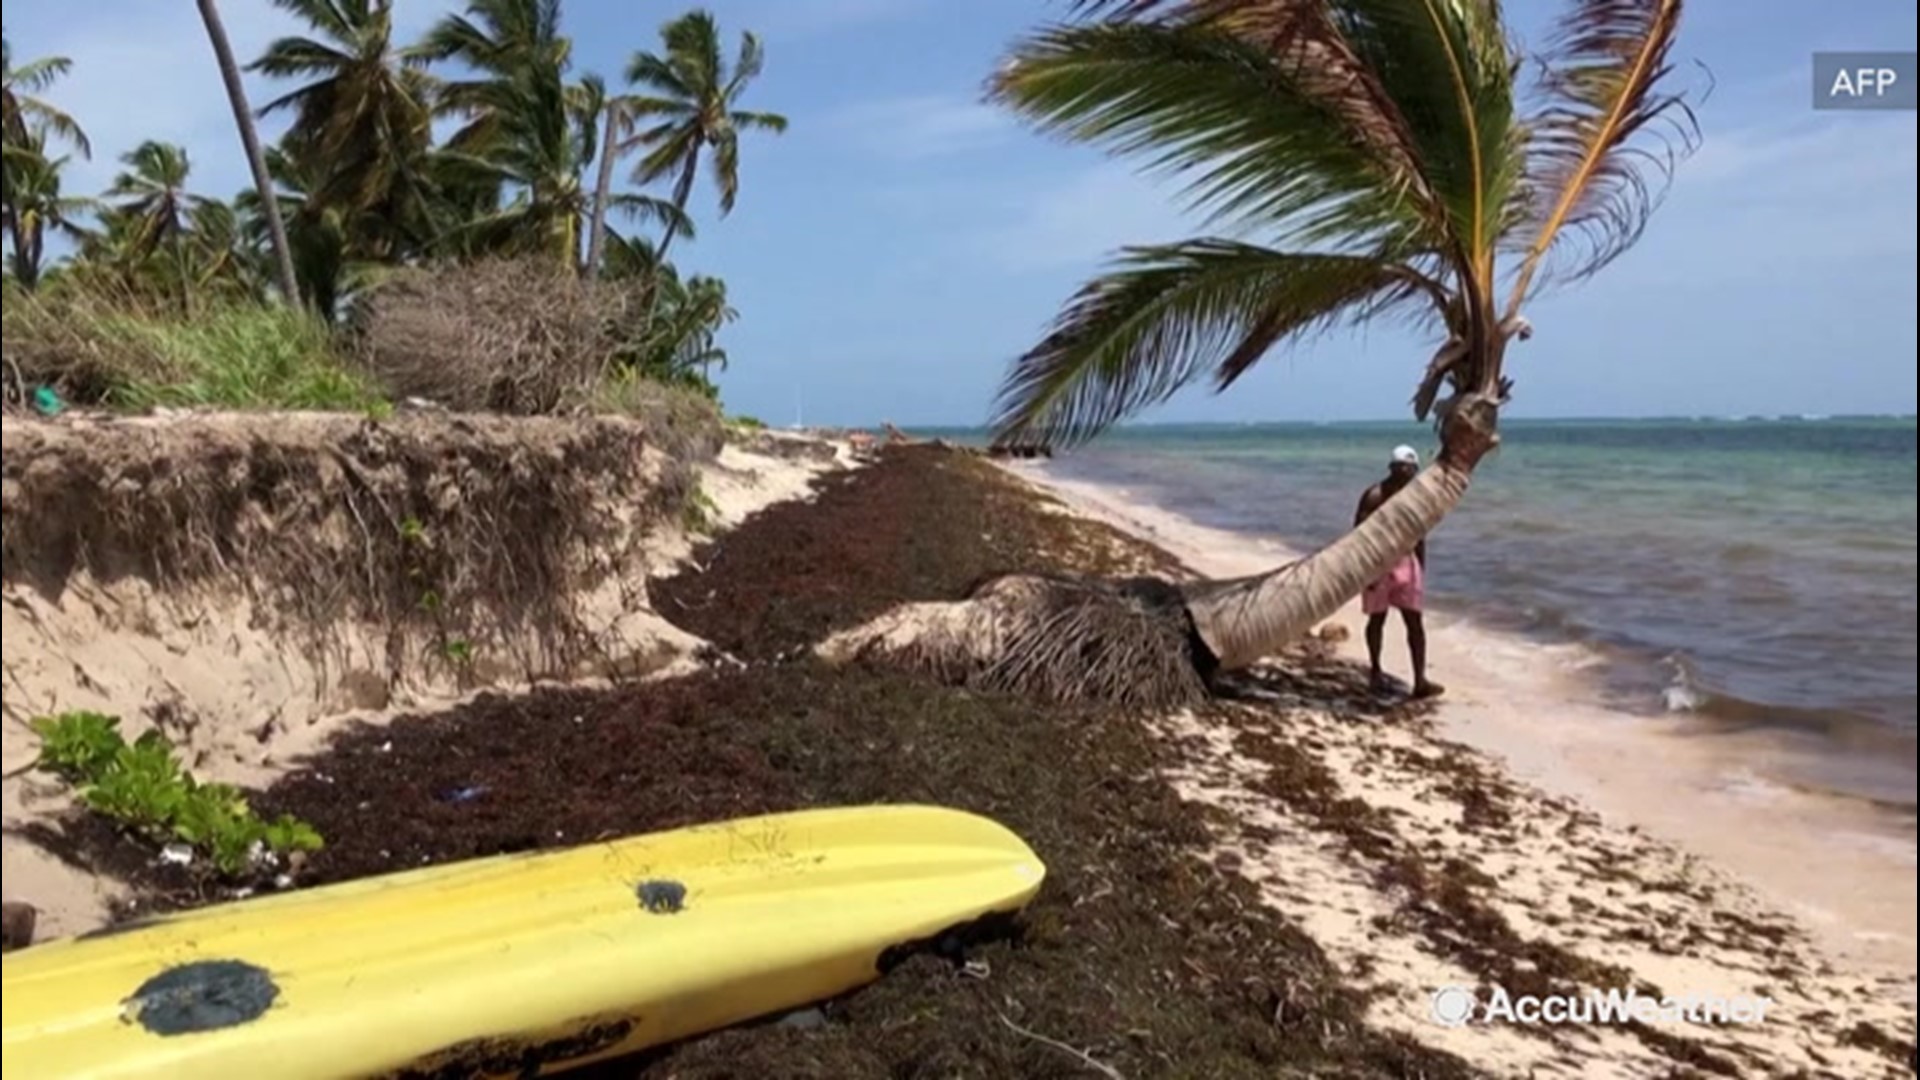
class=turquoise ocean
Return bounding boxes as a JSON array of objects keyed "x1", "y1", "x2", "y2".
[{"x1": 932, "y1": 417, "x2": 1918, "y2": 812}]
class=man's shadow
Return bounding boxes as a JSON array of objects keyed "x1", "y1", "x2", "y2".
[{"x1": 1204, "y1": 648, "x2": 1433, "y2": 722}]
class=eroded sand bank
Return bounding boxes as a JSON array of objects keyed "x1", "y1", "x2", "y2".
[{"x1": 2, "y1": 417, "x2": 856, "y2": 940}]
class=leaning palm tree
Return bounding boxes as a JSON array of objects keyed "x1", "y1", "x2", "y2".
[
  {"x1": 196, "y1": 0, "x2": 301, "y2": 305},
  {"x1": 622, "y1": 10, "x2": 788, "y2": 264},
  {"x1": 579, "y1": 81, "x2": 697, "y2": 275},
  {"x1": 2, "y1": 35, "x2": 90, "y2": 161},
  {"x1": 235, "y1": 147, "x2": 351, "y2": 318},
  {"x1": 822, "y1": 0, "x2": 1701, "y2": 702}
]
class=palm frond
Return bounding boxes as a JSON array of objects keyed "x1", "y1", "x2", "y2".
[
  {"x1": 990, "y1": 239, "x2": 1438, "y2": 446},
  {"x1": 7, "y1": 54, "x2": 72, "y2": 95},
  {"x1": 726, "y1": 30, "x2": 766, "y2": 100},
  {"x1": 632, "y1": 124, "x2": 701, "y2": 185},
  {"x1": 731, "y1": 110, "x2": 789, "y2": 133},
  {"x1": 661, "y1": 9, "x2": 722, "y2": 85},
  {"x1": 1504, "y1": 0, "x2": 1698, "y2": 311},
  {"x1": 3, "y1": 39, "x2": 91, "y2": 159},
  {"x1": 573, "y1": 73, "x2": 607, "y2": 163},
  {"x1": 987, "y1": 22, "x2": 1435, "y2": 253},
  {"x1": 1327, "y1": 0, "x2": 1521, "y2": 268},
  {"x1": 710, "y1": 132, "x2": 739, "y2": 214},
  {"x1": 624, "y1": 54, "x2": 694, "y2": 100},
  {"x1": 16, "y1": 103, "x2": 88, "y2": 159},
  {"x1": 605, "y1": 191, "x2": 695, "y2": 240},
  {"x1": 249, "y1": 37, "x2": 354, "y2": 88},
  {"x1": 267, "y1": 0, "x2": 358, "y2": 44}
]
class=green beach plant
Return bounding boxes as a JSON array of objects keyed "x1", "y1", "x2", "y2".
[
  {"x1": 4, "y1": 281, "x2": 381, "y2": 410},
  {"x1": 28, "y1": 711, "x2": 325, "y2": 879},
  {"x1": 831, "y1": 0, "x2": 1703, "y2": 695}
]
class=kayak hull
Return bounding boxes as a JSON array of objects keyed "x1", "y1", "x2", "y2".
[{"x1": 2, "y1": 804, "x2": 1047, "y2": 1079}]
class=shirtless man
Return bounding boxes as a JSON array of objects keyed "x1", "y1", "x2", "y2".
[{"x1": 1354, "y1": 445, "x2": 1444, "y2": 699}]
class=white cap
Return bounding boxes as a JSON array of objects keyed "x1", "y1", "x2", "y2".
[{"x1": 1391, "y1": 445, "x2": 1420, "y2": 466}]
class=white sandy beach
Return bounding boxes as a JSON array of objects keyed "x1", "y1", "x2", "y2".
[{"x1": 1006, "y1": 453, "x2": 1920, "y2": 1068}]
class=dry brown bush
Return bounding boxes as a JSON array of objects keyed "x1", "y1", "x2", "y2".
[{"x1": 345, "y1": 257, "x2": 646, "y2": 415}]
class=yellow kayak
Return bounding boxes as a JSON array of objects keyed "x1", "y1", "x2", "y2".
[{"x1": 2, "y1": 804, "x2": 1046, "y2": 1079}]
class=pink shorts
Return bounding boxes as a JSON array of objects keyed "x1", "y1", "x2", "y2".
[{"x1": 1363, "y1": 554, "x2": 1424, "y2": 615}]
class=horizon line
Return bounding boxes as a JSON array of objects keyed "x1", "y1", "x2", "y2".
[{"x1": 888, "y1": 412, "x2": 1920, "y2": 431}]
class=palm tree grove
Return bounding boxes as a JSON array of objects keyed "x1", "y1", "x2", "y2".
[{"x1": 3, "y1": 0, "x2": 785, "y2": 407}]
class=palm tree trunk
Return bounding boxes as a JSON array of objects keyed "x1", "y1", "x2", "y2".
[
  {"x1": 195, "y1": 0, "x2": 300, "y2": 308},
  {"x1": 584, "y1": 104, "x2": 623, "y2": 278},
  {"x1": 655, "y1": 152, "x2": 699, "y2": 265},
  {"x1": 1181, "y1": 395, "x2": 1502, "y2": 671},
  {"x1": 171, "y1": 226, "x2": 194, "y2": 317},
  {"x1": 637, "y1": 152, "x2": 701, "y2": 338},
  {"x1": 6, "y1": 213, "x2": 33, "y2": 288},
  {"x1": 25, "y1": 219, "x2": 42, "y2": 289}
]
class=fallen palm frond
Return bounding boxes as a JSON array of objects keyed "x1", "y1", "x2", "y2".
[{"x1": 817, "y1": 572, "x2": 1210, "y2": 709}]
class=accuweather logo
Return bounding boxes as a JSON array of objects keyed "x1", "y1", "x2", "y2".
[{"x1": 1428, "y1": 986, "x2": 1773, "y2": 1029}]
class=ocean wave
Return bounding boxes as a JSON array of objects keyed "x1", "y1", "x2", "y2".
[
  {"x1": 1053, "y1": 429, "x2": 1917, "y2": 810},
  {"x1": 1658, "y1": 653, "x2": 1914, "y2": 745}
]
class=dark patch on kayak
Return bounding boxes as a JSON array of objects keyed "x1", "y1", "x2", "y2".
[
  {"x1": 874, "y1": 909, "x2": 1027, "y2": 976},
  {"x1": 122, "y1": 959, "x2": 279, "y2": 1035},
  {"x1": 636, "y1": 879, "x2": 686, "y2": 914},
  {"x1": 381, "y1": 1017, "x2": 635, "y2": 1079}
]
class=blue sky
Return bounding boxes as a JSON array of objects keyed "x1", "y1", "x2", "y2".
[{"x1": 7, "y1": 1, "x2": 1917, "y2": 425}]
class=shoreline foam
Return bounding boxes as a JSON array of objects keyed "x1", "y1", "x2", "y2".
[
  {"x1": 1000, "y1": 459, "x2": 1919, "y2": 986},
  {"x1": 1031, "y1": 444, "x2": 1920, "y2": 818}
]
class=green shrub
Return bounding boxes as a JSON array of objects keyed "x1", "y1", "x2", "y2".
[
  {"x1": 3, "y1": 282, "x2": 380, "y2": 412},
  {"x1": 28, "y1": 709, "x2": 124, "y2": 780},
  {"x1": 110, "y1": 305, "x2": 379, "y2": 411},
  {"x1": 28, "y1": 711, "x2": 325, "y2": 879},
  {"x1": 591, "y1": 365, "x2": 727, "y2": 461}
]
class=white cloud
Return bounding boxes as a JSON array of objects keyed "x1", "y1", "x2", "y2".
[
  {"x1": 1620, "y1": 113, "x2": 1919, "y2": 282},
  {"x1": 827, "y1": 93, "x2": 1011, "y2": 160},
  {"x1": 731, "y1": 0, "x2": 934, "y2": 40},
  {"x1": 1680, "y1": 114, "x2": 1917, "y2": 191},
  {"x1": 968, "y1": 162, "x2": 1241, "y2": 274}
]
